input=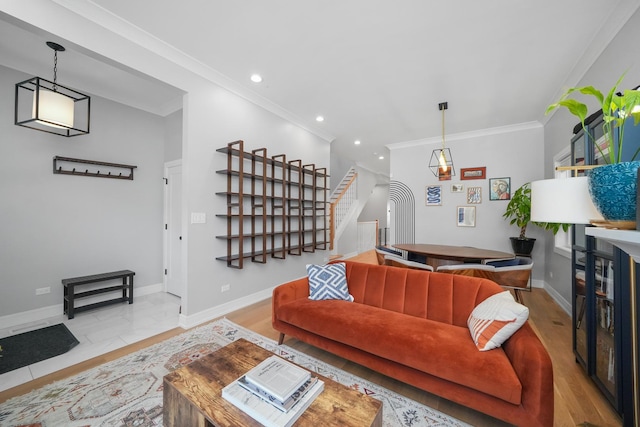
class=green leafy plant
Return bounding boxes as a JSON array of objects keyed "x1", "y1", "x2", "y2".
[
  {"x1": 503, "y1": 183, "x2": 569, "y2": 239},
  {"x1": 546, "y1": 72, "x2": 640, "y2": 164}
]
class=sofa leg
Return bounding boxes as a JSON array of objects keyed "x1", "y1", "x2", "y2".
[{"x1": 278, "y1": 333, "x2": 285, "y2": 345}]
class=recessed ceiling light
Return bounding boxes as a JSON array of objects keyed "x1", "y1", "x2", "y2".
[
  {"x1": 250, "y1": 74, "x2": 263, "y2": 83},
  {"x1": 316, "y1": 115, "x2": 324, "y2": 122},
  {"x1": 379, "y1": 156, "x2": 384, "y2": 160},
  {"x1": 354, "y1": 140, "x2": 361, "y2": 145}
]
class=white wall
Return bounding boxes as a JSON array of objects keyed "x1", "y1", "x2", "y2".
[
  {"x1": 389, "y1": 124, "x2": 547, "y2": 277},
  {"x1": 0, "y1": 64, "x2": 164, "y2": 318}
]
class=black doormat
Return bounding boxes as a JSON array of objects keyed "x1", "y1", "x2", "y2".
[{"x1": 0, "y1": 323, "x2": 79, "y2": 374}]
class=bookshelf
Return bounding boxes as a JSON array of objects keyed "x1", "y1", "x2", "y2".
[{"x1": 216, "y1": 140, "x2": 329, "y2": 269}]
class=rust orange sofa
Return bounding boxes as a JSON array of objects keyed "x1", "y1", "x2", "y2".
[{"x1": 272, "y1": 261, "x2": 553, "y2": 427}]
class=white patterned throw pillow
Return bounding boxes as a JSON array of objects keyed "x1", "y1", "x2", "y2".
[
  {"x1": 307, "y1": 263, "x2": 354, "y2": 302},
  {"x1": 467, "y1": 290, "x2": 529, "y2": 351}
]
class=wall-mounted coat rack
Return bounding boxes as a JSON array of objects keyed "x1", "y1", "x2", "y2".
[{"x1": 53, "y1": 156, "x2": 137, "y2": 180}]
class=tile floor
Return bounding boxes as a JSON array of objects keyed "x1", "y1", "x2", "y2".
[{"x1": 0, "y1": 291, "x2": 181, "y2": 392}]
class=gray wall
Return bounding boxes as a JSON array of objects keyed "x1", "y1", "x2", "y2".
[
  {"x1": 542, "y1": 7, "x2": 640, "y2": 306},
  {"x1": 180, "y1": 84, "x2": 330, "y2": 323},
  {"x1": 164, "y1": 109, "x2": 183, "y2": 163},
  {"x1": 0, "y1": 64, "x2": 165, "y2": 317}
]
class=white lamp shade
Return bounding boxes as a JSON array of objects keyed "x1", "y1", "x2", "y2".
[
  {"x1": 33, "y1": 88, "x2": 74, "y2": 129},
  {"x1": 531, "y1": 176, "x2": 603, "y2": 224}
]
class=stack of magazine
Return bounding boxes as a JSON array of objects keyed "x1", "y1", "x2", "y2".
[{"x1": 222, "y1": 355, "x2": 324, "y2": 427}]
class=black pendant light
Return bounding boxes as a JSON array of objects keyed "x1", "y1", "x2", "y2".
[{"x1": 15, "y1": 41, "x2": 90, "y2": 137}]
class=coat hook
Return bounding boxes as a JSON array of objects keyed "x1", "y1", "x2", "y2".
[
  {"x1": 85, "y1": 169, "x2": 88, "y2": 174},
  {"x1": 72, "y1": 168, "x2": 76, "y2": 173}
]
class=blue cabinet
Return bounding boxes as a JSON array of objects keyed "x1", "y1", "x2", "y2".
[{"x1": 571, "y1": 112, "x2": 640, "y2": 426}]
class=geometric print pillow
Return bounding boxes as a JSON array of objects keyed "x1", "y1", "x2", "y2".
[
  {"x1": 467, "y1": 290, "x2": 529, "y2": 351},
  {"x1": 306, "y1": 263, "x2": 354, "y2": 302}
]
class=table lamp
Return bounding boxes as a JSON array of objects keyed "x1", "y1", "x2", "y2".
[{"x1": 530, "y1": 176, "x2": 603, "y2": 224}]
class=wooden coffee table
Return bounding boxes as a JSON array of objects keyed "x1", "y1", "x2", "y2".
[{"x1": 163, "y1": 338, "x2": 382, "y2": 427}]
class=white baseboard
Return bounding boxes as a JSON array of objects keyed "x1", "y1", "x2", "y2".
[
  {"x1": 0, "y1": 283, "x2": 164, "y2": 330},
  {"x1": 179, "y1": 287, "x2": 275, "y2": 329}
]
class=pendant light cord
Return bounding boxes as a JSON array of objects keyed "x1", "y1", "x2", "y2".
[
  {"x1": 441, "y1": 107, "x2": 446, "y2": 149},
  {"x1": 52, "y1": 50, "x2": 58, "y2": 92}
]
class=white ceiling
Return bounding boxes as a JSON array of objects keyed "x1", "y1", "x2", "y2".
[{"x1": 2, "y1": 1, "x2": 639, "y2": 175}]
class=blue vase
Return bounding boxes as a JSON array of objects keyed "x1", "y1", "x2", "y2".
[{"x1": 587, "y1": 161, "x2": 640, "y2": 222}]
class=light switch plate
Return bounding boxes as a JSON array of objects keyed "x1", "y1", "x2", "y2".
[{"x1": 191, "y1": 212, "x2": 206, "y2": 224}]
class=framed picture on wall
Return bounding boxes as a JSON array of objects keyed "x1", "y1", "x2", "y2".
[
  {"x1": 451, "y1": 183, "x2": 464, "y2": 193},
  {"x1": 457, "y1": 206, "x2": 476, "y2": 227},
  {"x1": 460, "y1": 167, "x2": 486, "y2": 180},
  {"x1": 467, "y1": 187, "x2": 482, "y2": 204},
  {"x1": 489, "y1": 177, "x2": 511, "y2": 200},
  {"x1": 425, "y1": 185, "x2": 442, "y2": 206}
]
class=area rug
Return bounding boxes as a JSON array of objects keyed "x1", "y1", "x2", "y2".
[
  {"x1": 0, "y1": 318, "x2": 469, "y2": 427},
  {"x1": 0, "y1": 324, "x2": 79, "y2": 375}
]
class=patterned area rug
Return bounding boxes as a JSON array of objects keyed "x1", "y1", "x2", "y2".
[{"x1": 0, "y1": 318, "x2": 470, "y2": 427}]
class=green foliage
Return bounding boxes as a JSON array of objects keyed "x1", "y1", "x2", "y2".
[
  {"x1": 502, "y1": 183, "x2": 570, "y2": 239},
  {"x1": 546, "y1": 72, "x2": 640, "y2": 164}
]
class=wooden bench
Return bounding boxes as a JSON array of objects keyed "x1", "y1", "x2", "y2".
[{"x1": 62, "y1": 270, "x2": 135, "y2": 319}]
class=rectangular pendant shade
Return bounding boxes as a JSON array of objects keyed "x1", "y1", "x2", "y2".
[
  {"x1": 531, "y1": 177, "x2": 603, "y2": 224},
  {"x1": 34, "y1": 88, "x2": 74, "y2": 129},
  {"x1": 15, "y1": 76, "x2": 90, "y2": 137}
]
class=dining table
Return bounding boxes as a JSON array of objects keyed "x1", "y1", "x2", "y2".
[{"x1": 392, "y1": 243, "x2": 515, "y2": 268}]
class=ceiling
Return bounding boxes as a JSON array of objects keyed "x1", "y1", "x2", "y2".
[{"x1": 1, "y1": 1, "x2": 638, "y2": 176}]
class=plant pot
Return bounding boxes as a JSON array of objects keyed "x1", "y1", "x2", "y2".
[
  {"x1": 588, "y1": 161, "x2": 640, "y2": 225},
  {"x1": 510, "y1": 237, "x2": 536, "y2": 256}
]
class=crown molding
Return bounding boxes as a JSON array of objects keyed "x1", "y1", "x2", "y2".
[{"x1": 386, "y1": 121, "x2": 542, "y2": 150}]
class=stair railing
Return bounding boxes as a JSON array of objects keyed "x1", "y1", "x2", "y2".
[{"x1": 330, "y1": 171, "x2": 357, "y2": 250}]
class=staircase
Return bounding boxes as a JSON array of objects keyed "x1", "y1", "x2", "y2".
[{"x1": 329, "y1": 168, "x2": 357, "y2": 250}]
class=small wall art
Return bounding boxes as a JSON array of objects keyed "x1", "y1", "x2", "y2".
[
  {"x1": 451, "y1": 183, "x2": 464, "y2": 193},
  {"x1": 489, "y1": 177, "x2": 511, "y2": 200},
  {"x1": 457, "y1": 206, "x2": 476, "y2": 227},
  {"x1": 425, "y1": 185, "x2": 442, "y2": 206},
  {"x1": 460, "y1": 167, "x2": 486, "y2": 180},
  {"x1": 467, "y1": 187, "x2": 482, "y2": 204}
]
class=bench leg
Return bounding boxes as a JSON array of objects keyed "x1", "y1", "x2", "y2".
[
  {"x1": 128, "y1": 275, "x2": 134, "y2": 304},
  {"x1": 278, "y1": 333, "x2": 285, "y2": 345},
  {"x1": 68, "y1": 285, "x2": 75, "y2": 319}
]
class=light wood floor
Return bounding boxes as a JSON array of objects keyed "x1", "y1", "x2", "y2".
[{"x1": 0, "y1": 251, "x2": 623, "y2": 426}]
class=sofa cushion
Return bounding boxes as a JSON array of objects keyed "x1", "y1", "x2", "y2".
[
  {"x1": 468, "y1": 291, "x2": 529, "y2": 351},
  {"x1": 306, "y1": 263, "x2": 354, "y2": 302},
  {"x1": 276, "y1": 298, "x2": 522, "y2": 404}
]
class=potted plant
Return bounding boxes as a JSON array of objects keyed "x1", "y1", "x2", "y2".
[
  {"x1": 503, "y1": 183, "x2": 570, "y2": 255},
  {"x1": 546, "y1": 72, "x2": 640, "y2": 224}
]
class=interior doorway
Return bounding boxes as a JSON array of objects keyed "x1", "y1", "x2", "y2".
[{"x1": 164, "y1": 160, "x2": 183, "y2": 297}]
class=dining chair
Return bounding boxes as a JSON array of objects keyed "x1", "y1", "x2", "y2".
[
  {"x1": 384, "y1": 255, "x2": 434, "y2": 271},
  {"x1": 375, "y1": 246, "x2": 403, "y2": 265},
  {"x1": 436, "y1": 257, "x2": 533, "y2": 304}
]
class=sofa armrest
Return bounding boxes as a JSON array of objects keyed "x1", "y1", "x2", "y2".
[
  {"x1": 272, "y1": 277, "x2": 309, "y2": 324},
  {"x1": 502, "y1": 322, "x2": 554, "y2": 427}
]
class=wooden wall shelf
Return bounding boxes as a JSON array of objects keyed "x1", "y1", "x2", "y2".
[
  {"x1": 216, "y1": 140, "x2": 329, "y2": 269},
  {"x1": 53, "y1": 156, "x2": 137, "y2": 180}
]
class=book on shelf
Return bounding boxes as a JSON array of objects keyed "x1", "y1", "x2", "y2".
[
  {"x1": 238, "y1": 374, "x2": 319, "y2": 412},
  {"x1": 222, "y1": 376, "x2": 324, "y2": 427},
  {"x1": 244, "y1": 355, "x2": 312, "y2": 402}
]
